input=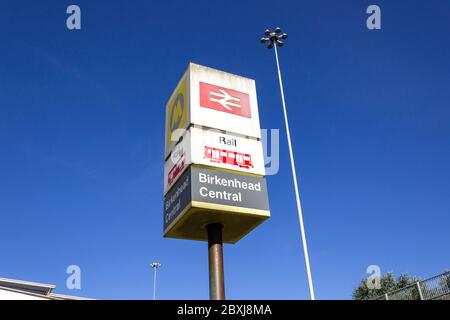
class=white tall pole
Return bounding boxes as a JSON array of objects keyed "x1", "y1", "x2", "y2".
[
  {"x1": 273, "y1": 44, "x2": 316, "y2": 300},
  {"x1": 151, "y1": 262, "x2": 161, "y2": 300},
  {"x1": 153, "y1": 266, "x2": 157, "y2": 300}
]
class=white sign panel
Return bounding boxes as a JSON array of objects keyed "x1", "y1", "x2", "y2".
[
  {"x1": 165, "y1": 63, "x2": 262, "y2": 158},
  {"x1": 164, "y1": 126, "x2": 265, "y2": 194}
]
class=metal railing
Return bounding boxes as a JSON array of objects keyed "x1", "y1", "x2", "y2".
[
  {"x1": 373, "y1": 271, "x2": 450, "y2": 300},
  {"x1": 420, "y1": 271, "x2": 450, "y2": 300}
]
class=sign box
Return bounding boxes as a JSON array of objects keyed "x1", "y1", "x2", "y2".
[
  {"x1": 165, "y1": 63, "x2": 262, "y2": 158},
  {"x1": 164, "y1": 166, "x2": 270, "y2": 243},
  {"x1": 164, "y1": 126, "x2": 266, "y2": 194}
]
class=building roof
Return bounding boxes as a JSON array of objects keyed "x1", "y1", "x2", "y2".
[{"x1": 0, "y1": 277, "x2": 92, "y2": 300}]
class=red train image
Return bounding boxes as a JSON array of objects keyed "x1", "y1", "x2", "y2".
[{"x1": 204, "y1": 146, "x2": 254, "y2": 169}]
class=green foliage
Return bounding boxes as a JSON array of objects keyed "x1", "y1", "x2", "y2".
[{"x1": 352, "y1": 272, "x2": 421, "y2": 300}]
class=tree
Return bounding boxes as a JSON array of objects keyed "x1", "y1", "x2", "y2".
[{"x1": 352, "y1": 272, "x2": 421, "y2": 300}]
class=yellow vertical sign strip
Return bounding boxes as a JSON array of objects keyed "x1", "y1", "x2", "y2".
[{"x1": 166, "y1": 77, "x2": 188, "y2": 150}]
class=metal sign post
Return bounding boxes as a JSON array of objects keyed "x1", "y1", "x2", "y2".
[
  {"x1": 163, "y1": 63, "x2": 270, "y2": 300},
  {"x1": 207, "y1": 223, "x2": 225, "y2": 300}
]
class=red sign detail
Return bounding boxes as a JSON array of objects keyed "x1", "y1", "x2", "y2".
[
  {"x1": 204, "y1": 146, "x2": 253, "y2": 169},
  {"x1": 168, "y1": 155, "x2": 185, "y2": 186},
  {"x1": 199, "y1": 82, "x2": 251, "y2": 118}
]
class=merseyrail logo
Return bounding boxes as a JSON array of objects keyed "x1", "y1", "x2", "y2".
[{"x1": 166, "y1": 77, "x2": 188, "y2": 148}]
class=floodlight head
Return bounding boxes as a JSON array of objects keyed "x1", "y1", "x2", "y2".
[
  {"x1": 261, "y1": 27, "x2": 287, "y2": 49},
  {"x1": 151, "y1": 262, "x2": 161, "y2": 268}
]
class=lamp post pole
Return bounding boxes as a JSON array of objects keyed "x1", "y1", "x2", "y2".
[
  {"x1": 260, "y1": 27, "x2": 316, "y2": 300},
  {"x1": 150, "y1": 262, "x2": 161, "y2": 300}
]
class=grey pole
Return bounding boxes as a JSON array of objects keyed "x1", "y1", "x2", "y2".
[
  {"x1": 261, "y1": 27, "x2": 316, "y2": 300},
  {"x1": 150, "y1": 262, "x2": 161, "y2": 300}
]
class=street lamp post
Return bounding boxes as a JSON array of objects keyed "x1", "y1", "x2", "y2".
[
  {"x1": 150, "y1": 262, "x2": 161, "y2": 300},
  {"x1": 260, "y1": 27, "x2": 316, "y2": 300}
]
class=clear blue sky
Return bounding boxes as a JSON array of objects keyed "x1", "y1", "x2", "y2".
[{"x1": 0, "y1": 0, "x2": 449, "y2": 299}]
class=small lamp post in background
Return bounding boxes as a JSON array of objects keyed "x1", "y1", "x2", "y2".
[
  {"x1": 150, "y1": 262, "x2": 161, "y2": 300},
  {"x1": 260, "y1": 27, "x2": 316, "y2": 300}
]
